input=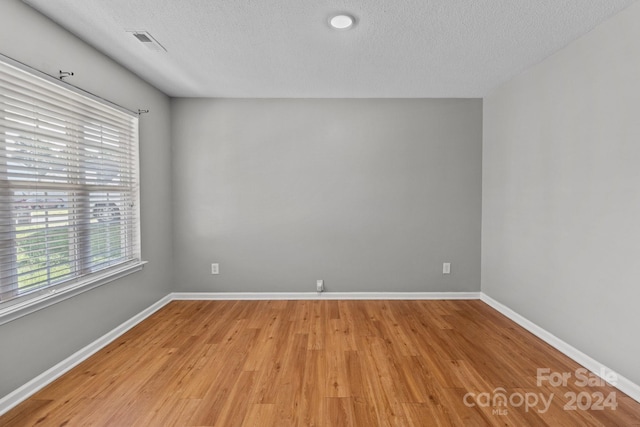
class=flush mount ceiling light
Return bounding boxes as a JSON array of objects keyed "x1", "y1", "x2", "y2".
[{"x1": 329, "y1": 14, "x2": 355, "y2": 30}]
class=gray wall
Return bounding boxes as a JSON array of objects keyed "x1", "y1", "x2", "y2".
[
  {"x1": 482, "y1": 2, "x2": 640, "y2": 385},
  {"x1": 0, "y1": 1, "x2": 173, "y2": 397},
  {"x1": 171, "y1": 99, "x2": 482, "y2": 293}
]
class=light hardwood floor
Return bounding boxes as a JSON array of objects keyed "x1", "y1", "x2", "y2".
[{"x1": 1, "y1": 300, "x2": 639, "y2": 426}]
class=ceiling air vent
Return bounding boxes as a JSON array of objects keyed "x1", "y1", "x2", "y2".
[{"x1": 127, "y1": 30, "x2": 167, "y2": 52}]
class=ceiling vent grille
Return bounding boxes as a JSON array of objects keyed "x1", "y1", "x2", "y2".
[{"x1": 127, "y1": 30, "x2": 167, "y2": 52}]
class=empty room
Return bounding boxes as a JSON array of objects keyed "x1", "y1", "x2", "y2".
[{"x1": 1, "y1": 0, "x2": 639, "y2": 425}]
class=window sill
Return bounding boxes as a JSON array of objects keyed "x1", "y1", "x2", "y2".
[{"x1": 0, "y1": 261, "x2": 148, "y2": 326}]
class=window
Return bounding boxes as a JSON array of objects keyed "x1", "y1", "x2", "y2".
[{"x1": 0, "y1": 57, "x2": 142, "y2": 316}]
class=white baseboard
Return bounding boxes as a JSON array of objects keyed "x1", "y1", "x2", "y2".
[
  {"x1": 480, "y1": 293, "x2": 640, "y2": 403},
  {"x1": 0, "y1": 294, "x2": 173, "y2": 417},
  {"x1": 170, "y1": 291, "x2": 482, "y2": 300}
]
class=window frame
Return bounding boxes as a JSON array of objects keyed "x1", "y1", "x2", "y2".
[{"x1": 0, "y1": 55, "x2": 145, "y2": 325}]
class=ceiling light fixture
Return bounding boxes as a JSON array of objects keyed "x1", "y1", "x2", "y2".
[{"x1": 329, "y1": 14, "x2": 355, "y2": 30}]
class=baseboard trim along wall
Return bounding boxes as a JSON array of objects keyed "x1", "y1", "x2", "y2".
[
  {"x1": 2, "y1": 291, "x2": 638, "y2": 416},
  {"x1": 170, "y1": 291, "x2": 482, "y2": 300},
  {"x1": 480, "y1": 293, "x2": 640, "y2": 403},
  {"x1": 0, "y1": 294, "x2": 174, "y2": 417}
]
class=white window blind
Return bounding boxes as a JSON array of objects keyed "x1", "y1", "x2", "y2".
[{"x1": 0, "y1": 58, "x2": 141, "y2": 310}]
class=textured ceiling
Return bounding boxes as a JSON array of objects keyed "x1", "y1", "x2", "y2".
[{"x1": 22, "y1": 0, "x2": 635, "y2": 98}]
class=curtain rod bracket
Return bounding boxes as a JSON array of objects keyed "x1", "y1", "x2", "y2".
[
  {"x1": 137, "y1": 109, "x2": 149, "y2": 115},
  {"x1": 59, "y1": 70, "x2": 74, "y2": 80}
]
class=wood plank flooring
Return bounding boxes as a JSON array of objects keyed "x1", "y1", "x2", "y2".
[{"x1": 1, "y1": 300, "x2": 639, "y2": 426}]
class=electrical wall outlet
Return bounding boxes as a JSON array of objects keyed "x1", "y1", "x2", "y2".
[
  {"x1": 316, "y1": 279, "x2": 324, "y2": 292},
  {"x1": 443, "y1": 262, "x2": 451, "y2": 275},
  {"x1": 211, "y1": 263, "x2": 219, "y2": 275}
]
